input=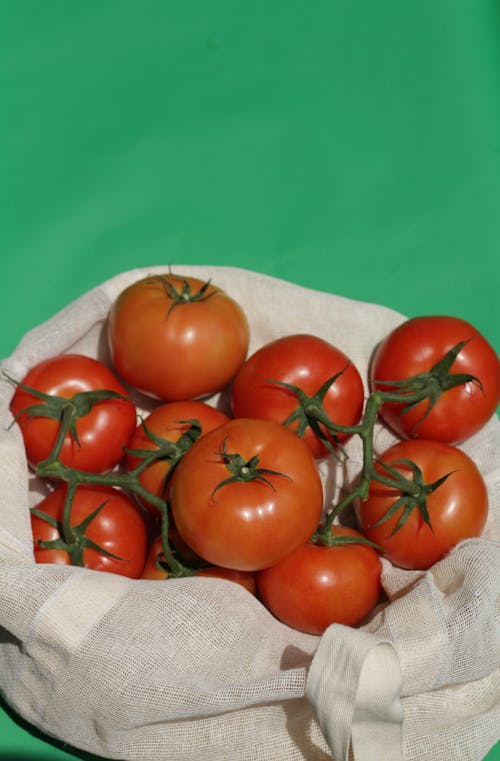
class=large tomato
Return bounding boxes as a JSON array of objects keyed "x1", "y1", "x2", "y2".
[
  {"x1": 108, "y1": 273, "x2": 250, "y2": 401},
  {"x1": 231, "y1": 334, "x2": 365, "y2": 458},
  {"x1": 9, "y1": 354, "x2": 137, "y2": 472},
  {"x1": 355, "y1": 439, "x2": 488, "y2": 570},
  {"x1": 256, "y1": 526, "x2": 382, "y2": 635},
  {"x1": 31, "y1": 484, "x2": 148, "y2": 578},
  {"x1": 126, "y1": 400, "x2": 230, "y2": 516},
  {"x1": 170, "y1": 418, "x2": 324, "y2": 571},
  {"x1": 370, "y1": 316, "x2": 500, "y2": 443}
]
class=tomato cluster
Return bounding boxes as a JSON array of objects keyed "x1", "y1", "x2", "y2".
[{"x1": 7, "y1": 272, "x2": 500, "y2": 637}]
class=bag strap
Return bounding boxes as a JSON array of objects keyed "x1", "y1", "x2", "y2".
[{"x1": 306, "y1": 626, "x2": 403, "y2": 761}]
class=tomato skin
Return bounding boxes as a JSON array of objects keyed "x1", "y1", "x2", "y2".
[
  {"x1": 370, "y1": 316, "x2": 500, "y2": 444},
  {"x1": 108, "y1": 274, "x2": 250, "y2": 401},
  {"x1": 256, "y1": 527, "x2": 382, "y2": 635},
  {"x1": 31, "y1": 484, "x2": 148, "y2": 578},
  {"x1": 126, "y1": 400, "x2": 230, "y2": 516},
  {"x1": 10, "y1": 354, "x2": 137, "y2": 472},
  {"x1": 170, "y1": 418, "x2": 324, "y2": 571},
  {"x1": 355, "y1": 439, "x2": 488, "y2": 570},
  {"x1": 231, "y1": 334, "x2": 365, "y2": 458}
]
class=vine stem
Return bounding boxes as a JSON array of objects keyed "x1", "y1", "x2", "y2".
[
  {"x1": 315, "y1": 387, "x2": 429, "y2": 542},
  {"x1": 36, "y1": 404, "x2": 195, "y2": 576}
]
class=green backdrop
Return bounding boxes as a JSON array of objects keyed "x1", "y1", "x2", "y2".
[{"x1": 1, "y1": 1, "x2": 498, "y2": 759}]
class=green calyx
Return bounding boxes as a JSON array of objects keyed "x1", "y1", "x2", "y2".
[
  {"x1": 4, "y1": 371, "x2": 129, "y2": 452},
  {"x1": 312, "y1": 530, "x2": 382, "y2": 550},
  {"x1": 375, "y1": 340, "x2": 482, "y2": 432},
  {"x1": 265, "y1": 366, "x2": 352, "y2": 459},
  {"x1": 211, "y1": 437, "x2": 291, "y2": 501},
  {"x1": 125, "y1": 417, "x2": 203, "y2": 498},
  {"x1": 369, "y1": 458, "x2": 455, "y2": 535},
  {"x1": 150, "y1": 274, "x2": 219, "y2": 317},
  {"x1": 31, "y1": 491, "x2": 124, "y2": 568}
]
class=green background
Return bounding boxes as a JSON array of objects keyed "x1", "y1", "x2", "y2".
[{"x1": 1, "y1": 1, "x2": 498, "y2": 759}]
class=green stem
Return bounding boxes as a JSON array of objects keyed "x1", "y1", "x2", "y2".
[
  {"x1": 61, "y1": 479, "x2": 78, "y2": 548},
  {"x1": 46, "y1": 401, "x2": 77, "y2": 463},
  {"x1": 37, "y1": 457, "x2": 194, "y2": 577},
  {"x1": 317, "y1": 387, "x2": 427, "y2": 540}
]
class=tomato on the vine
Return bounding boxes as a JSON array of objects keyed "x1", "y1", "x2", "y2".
[
  {"x1": 170, "y1": 418, "x2": 324, "y2": 571},
  {"x1": 126, "y1": 400, "x2": 230, "y2": 516},
  {"x1": 370, "y1": 316, "x2": 500, "y2": 444},
  {"x1": 31, "y1": 484, "x2": 148, "y2": 578},
  {"x1": 9, "y1": 354, "x2": 137, "y2": 472},
  {"x1": 355, "y1": 439, "x2": 488, "y2": 570},
  {"x1": 108, "y1": 273, "x2": 250, "y2": 401},
  {"x1": 231, "y1": 334, "x2": 365, "y2": 458},
  {"x1": 140, "y1": 535, "x2": 256, "y2": 593},
  {"x1": 256, "y1": 526, "x2": 382, "y2": 635}
]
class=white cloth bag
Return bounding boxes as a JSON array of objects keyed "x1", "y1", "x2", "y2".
[{"x1": 1, "y1": 266, "x2": 499, "y2": 761}]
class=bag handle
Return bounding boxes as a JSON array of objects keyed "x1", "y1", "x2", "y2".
[{"x1": 306, "y1": 626, "x2": 403, "y2": 761}]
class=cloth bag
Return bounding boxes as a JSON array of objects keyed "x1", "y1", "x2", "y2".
[{"x1": 1, "y1": 266, "x2": 499, "y2": 761}]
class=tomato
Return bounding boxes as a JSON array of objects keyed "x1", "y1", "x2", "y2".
[
  {"x1": 108, "y1": 273, "x2": 250, "y2": 401},
  {"x1": 126, "y1": 400, "x2": 230, "y2": 516},
  {"x1": 31, "y1": 484, "x2": 148, "y2": 578},
  {"x1": 370, "y1": 316, "x2": 500, "y2": 443},
  {"x1": 9, "y1": 354, "x2": 137, "y2": 472},
  {"x1": 140, "y1": 536, "x2": 256, "y2": 593},
  {"x1": 231, "y1": 334, "x2": 365, "y2": 458},
  {"x1": 170, "y1": 418, "x2": 324, "y2": 571},
  {"x1": 355, "y1": 439, "x2": 488, "y2": 570},
  {"x1": 256, "y1": 526, "x2": 382, "y2": 635}
]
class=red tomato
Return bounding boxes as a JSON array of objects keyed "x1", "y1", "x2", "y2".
[
  {"x1": 355, "y1": 439, "x2": 488, "y2": 570},
  {"x1": 108, "y1": 273, "x2": 250, "y2": 401},
  {"x1": 126, "y1": 400, "x2": 230, "y2": 516},
  {"x1": 31, "y1": 484, "x2": 148, "y2": 578},
  {"x1": 170, "y1": 418, "x2": 324, "y2": 571},
  {"x1": 9, "y1": 354, "x2": 137, "y2": 473},
  {"x1": 256, "y1": 526, "x2": 382, "y2": 635},
  {"x1": 231, "y1": 334, "x2": 365, "y2": 458},
  {"x1": 370, "y1": 316, "x2": 500, "y2": 443},
  {"x1": 140, "y1": 536, "x2": 256, "y2": 593}
]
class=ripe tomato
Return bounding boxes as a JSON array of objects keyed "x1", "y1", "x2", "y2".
[
  {"x1": 126, "y1": 400, "x2": 230, "y2": 516},
  {"x1": 31, "y1": 484, "x2": 148, "y2": 578},
  {"x1": 256, "y1": 526, "x2": 382, "y2": 635},
  {"x1": 9, "y1": 354, "x2": 137, "y2": 472},
  {"x1": 140, "y1": 536, "x2": 256, "y2": 593},
  {"x1": 108, "y1": 273, "x2": 250, "y2": 401},
  {"x1": 370, "y1": 316, "x2": 500, "y2": 444},
  {"x1": 231, "y1": 334, "x2": 365, "y2": 458},
  {"x1": 170, "y1": 418, "x2": 324, "y2": 571},
  {"x1": 355, "y1": 439, "x2": 488, "y2": 570}
]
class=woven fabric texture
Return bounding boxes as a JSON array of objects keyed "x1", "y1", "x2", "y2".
[{"x1": 1, "y1": 266, "x2": 498, "y2": 761}]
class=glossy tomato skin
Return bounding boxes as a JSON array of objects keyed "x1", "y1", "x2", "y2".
[
  {"x1": 170, "y1": 418, "x2": 324, "y2": 571},
  {"x1": 370, "y1": 316, "x2": 500, "y2": 444},
  {"x1": 10, "y1": 354, "x2": 137, "y2": 472},
  {"x1": 256, "y1": 526, "x2": 382, "y2": 635},
  {"x1": 31, "y1": 484, "x2": 148, "y2": 578},
  {"x1": 126, "y1": 400, "x2": 230, "y2": 516},
  {"x1": 108, "y1": 274, "x2": 250, "y2": 401},
  {"x1": 231, "y1": 334, "x2": 365, "y2": 458},
  {"x1": 355, "y1": 439, "x2": 488, "y2": 570}
]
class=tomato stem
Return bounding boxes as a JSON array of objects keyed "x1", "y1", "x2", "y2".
[{"x1": 317, "y1": 384, "x2": 442, "y2": 540}]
